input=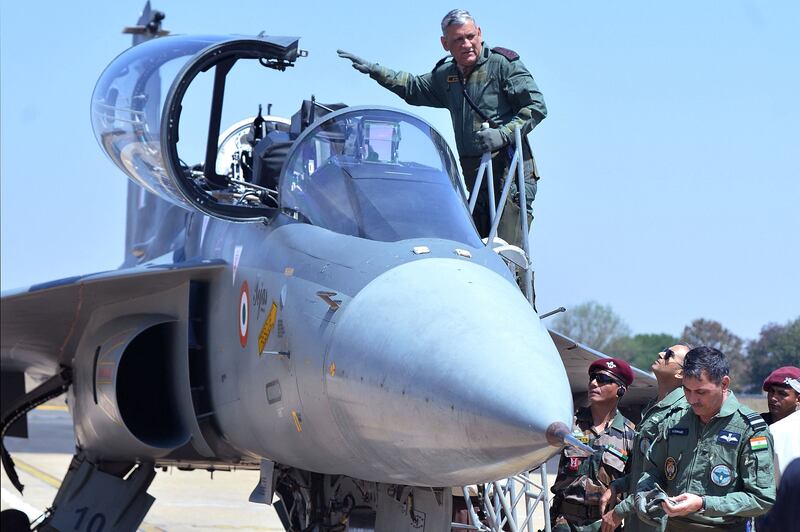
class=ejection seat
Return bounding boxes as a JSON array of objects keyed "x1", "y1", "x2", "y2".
[{"x1": 250, "y1": 99, "x2": 347, "y2": 191}]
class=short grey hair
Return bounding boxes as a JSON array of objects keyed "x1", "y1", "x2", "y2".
[{"x1": 441, "y1": 9, "x2": 476, "y2": 35}]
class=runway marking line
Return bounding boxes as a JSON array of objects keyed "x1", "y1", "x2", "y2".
[{"x1": 14, "y1": 457, "x2": 61, "y2": 488}]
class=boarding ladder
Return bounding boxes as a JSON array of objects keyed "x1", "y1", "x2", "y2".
[{"x1": 452, "y1": 126, "x2": 553, "y2": 532}]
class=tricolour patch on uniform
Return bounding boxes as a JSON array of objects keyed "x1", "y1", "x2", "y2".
[
  {"x1": 749, "y1": 436, "x2": 769, "y2": 451},
  {"x1": 710, "y1": 464, "x2": 733, "y2": 486},
  {"x1": 607, "y1": 445, "x2": 628, "y2": 462},
  {"x1": 717, "y1": 430, "x2": 741, "y2": 446},
  {"x1": 665, "y1": 457, "x2": 677, "y2": 480},
  {"x1": 238, "y1": 281, "x2": 250, "y2": 348},
  {"x1": 669, "y1": 428, "x2": 688, "y2": 436}
]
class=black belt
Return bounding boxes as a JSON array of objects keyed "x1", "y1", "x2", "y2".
[{"x1": 559, "y1": 500, "x2": 602, "y2": 520}]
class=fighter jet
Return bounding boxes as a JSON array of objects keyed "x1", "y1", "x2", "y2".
[{"x1": 0, "y1": 6, "x2": 654, "y2": 531}]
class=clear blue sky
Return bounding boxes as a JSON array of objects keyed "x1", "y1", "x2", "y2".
[{"x1": 2, "y1": 1, "x2": 798, "y2": 343}]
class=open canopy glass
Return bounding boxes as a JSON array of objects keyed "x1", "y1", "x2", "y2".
[{"x1": 280, "y1": 108, "x2": 480, "y2": 246}]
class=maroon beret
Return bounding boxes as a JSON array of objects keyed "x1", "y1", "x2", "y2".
[
  {"x1": 589, "y1": 358, "x2": 634, "y2": 387},
  {"x1": 762, "y1": 366, "x2": 800, "y2": 392}
]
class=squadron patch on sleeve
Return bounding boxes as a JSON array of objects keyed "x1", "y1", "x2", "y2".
[
  {"x1": 711, "y1": 464, "x2": 733, "y2": 486},
  {"x1": 665, "y1": 457, "x2": 678, "y2": 480}
]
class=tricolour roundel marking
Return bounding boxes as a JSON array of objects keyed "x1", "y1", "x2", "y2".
[{"x1": 239, "y1": 281, "x2": 250, "y2": 348}]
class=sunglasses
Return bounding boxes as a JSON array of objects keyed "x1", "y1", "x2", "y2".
[
  {"x1": 589, "y1": 373, "x2": 617, "y2": 386},
  {"x1": 658, "y1": 348, "x2": 684, "y2": 368},
  {"x1": 660, "y1": 348, "x2": 675, "y2": 360}
]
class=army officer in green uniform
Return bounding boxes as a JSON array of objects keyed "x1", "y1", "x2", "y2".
[
  {"x1": 636, "y1": 346, "x2": 776, "y2": 531},
  {"x1": 337, "y1": 9, "x2": 547, "y2": 243},
  {"x1": 550, "y1": 358, "x2": 637, "y2": 531}
]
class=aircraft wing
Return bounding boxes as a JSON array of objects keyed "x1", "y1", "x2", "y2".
[
  {"x1": 1, "y1": 259, "x2": 225, "y2": 379},
  {"x1": 549, "y1": 330, "x2": 657, "y2": 413}
]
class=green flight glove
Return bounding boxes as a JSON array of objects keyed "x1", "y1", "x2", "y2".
[
  {"x1": 474, "y1": 128, "x2": 506, "y2": 152},
  {"x1": 337, "y1": 49, "x2": 374, "y2": 74},
  {"x1": 634, "y1": 483, "x2": 671, "y2": 529}
]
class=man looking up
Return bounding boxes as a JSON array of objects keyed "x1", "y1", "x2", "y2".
[
  {"x1": 550, "y1": 358, "x2": 636, "y2": 531},
  {"x1": 338, "y1": 9, "x2": 547, "y2": 243},
  {"x1": 600, "y1": 345, "x2": 691, "y2": 532},
  {"x1": 636, "y1": 347, "x2": 775, "y2": 531}
]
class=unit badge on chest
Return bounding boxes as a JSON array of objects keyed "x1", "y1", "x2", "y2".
[
  {"x1": 717, "y1": 430, "x2": 741, "y2": 446},
  {"x1": 568, "y1": 457, "x2": 582, "y2": 472},
  {"x1": 711, "y1": 464, "x2": 733, "y2": 486},
  {"x1": 665, "y1": 457, "x2": 678, "y2": 480}
]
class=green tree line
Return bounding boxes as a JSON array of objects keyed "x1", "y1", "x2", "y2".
[{"x1": 550, "y1": 301, "x2": 799, "y2": 393}]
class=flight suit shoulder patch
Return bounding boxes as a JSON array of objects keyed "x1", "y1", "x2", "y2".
[
  {"x1": 434, "y1": 56, "x2": 451, "y2": 69},
  {"x1": 742, "y1": 411, "x2": 768, "y2": 432},
  {"x1": 491, "y1": 46, "x2": 519, "y2": 61}
]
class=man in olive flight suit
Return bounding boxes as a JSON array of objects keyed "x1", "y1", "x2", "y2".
[
  {"x1": 550, "y1": 358, "x2": 637, "y2": 531},
  {"x1": 338, "y1": 9, "x2": 547, "y2": 244},
  {"x1": 636, "y1": 346, "x2": 776, "y2": 531},
  {"x1": 599, "y1": 345, "x2": 692, "y2": 532}
]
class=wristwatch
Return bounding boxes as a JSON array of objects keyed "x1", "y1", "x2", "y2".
[{"x1": 698, "y1": 496, "x2": 706, "y2": 514}]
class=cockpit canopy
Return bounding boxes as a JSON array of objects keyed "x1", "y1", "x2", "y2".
[
  {"x1": 281, "y1": 108, "x2": 480, "y2": 245},
  {"x1": 91, "y1": 34, "x2": 480, "y2": 246}
]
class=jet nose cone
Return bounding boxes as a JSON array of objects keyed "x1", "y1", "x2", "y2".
[{"x1": 326, "y1": 258, "x2": 573, "y2": 486}]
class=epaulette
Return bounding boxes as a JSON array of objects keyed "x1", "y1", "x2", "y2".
[
  {"x1": 434, "y1": 56, "x2": 451, "y2": 69},
  {"x1": 491, "y1": 46, "x2": 519, "y2": 61},
  {"x1": 742, "y1": 411, "x2": 768, "y2": 432}
]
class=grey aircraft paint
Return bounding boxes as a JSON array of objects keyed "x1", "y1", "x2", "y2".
[{"x1": 1, "y1": 14, "x2": 654, "y2": 532}]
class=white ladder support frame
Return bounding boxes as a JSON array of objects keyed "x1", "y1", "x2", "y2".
[{"x1": 457, "y1": 126, "x2": 549, "y2": 531}]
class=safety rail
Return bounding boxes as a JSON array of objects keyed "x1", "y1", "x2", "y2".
[
  {"x1": 452, "y1": 463, "x2": 552, "y2": 532},
  {"x1": 458, "y1": 126, "x2": 552, "y2": 532},
  {"x1": 466, "y1": 126, "x2": 534, "y2": 306}
]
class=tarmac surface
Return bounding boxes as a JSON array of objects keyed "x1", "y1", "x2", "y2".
[
  {"x1": 1, "y1": 406, "x2": 559, "y2": 531},
  {"x1": 1, "y1": 407, "x2": 285, "y2": 531}
]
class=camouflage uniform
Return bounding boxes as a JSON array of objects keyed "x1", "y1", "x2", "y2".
[
  {"x1": 637, "y1": 392, "x2": 776, "y2": 531},
  {"x1": 368, "y1": 44, "x2": 546, "y2": 240},
  {"x1": 551, "y1": 407, "x2": 637, "y2": 531},
  {"x1": 609, "y1": 388, "x2": 689, "y2": 532}
]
